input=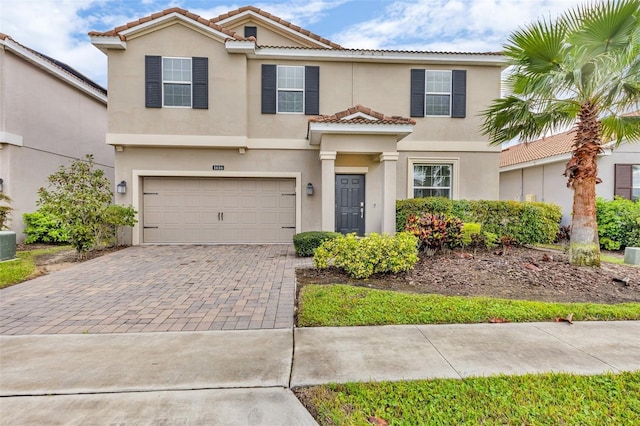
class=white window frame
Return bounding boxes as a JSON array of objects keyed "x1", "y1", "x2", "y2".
[
  {"x1": 407, "y1": 157, "x2": 460, "y2": 199},
  {"x1": 162, "y1": 57, "x2": 192, "y2": 108},
  {"x1": 424, "y1": 70, "x2": 452, "y2": 117},
  {"x1": 276, "y1": 65, "x2": 304, "y2": 114},
  {"x1": 633, "y1": 164, "x2": 640, "y2": 201}
]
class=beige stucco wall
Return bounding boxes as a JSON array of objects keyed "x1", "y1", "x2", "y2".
[
  {"x1": 225, "y1": 20, "x2": 318, "y2": 47},
  {"x1": 0, "y1": 47, "x2": 111, "y2": 242},
  {"x1": 107, "y1": 23, "x2": 247, "y2": 137},
  {"x1": 499, "y1": 145, "x2": 640, "y2": 225}
]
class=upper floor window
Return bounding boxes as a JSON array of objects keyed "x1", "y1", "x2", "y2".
[
  {"x1": 145, "y1": 55, "x2": 208, "y2": 109},
  {"x1": 277, "y1": 66, "x2": 304, "y2": 113},
  {"x1": 244, "y1": 26, "x2": 257, "y2": 38},
  {"x1": 163, "y1": 57, "x2": 192, "y2": 107},
  {"x1": 410, "y1": 69, "x2": 466, "y2": 118},
  {"x1": 425, "y1": 71, "x2": 451, "y2": 116},
  {"x1": 261, "y1": 64, "x2": 319, "y2": 115}
]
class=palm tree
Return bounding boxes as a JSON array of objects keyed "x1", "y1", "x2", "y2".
[{"x1": 481, "y1": 0, "x2": 640, "y2": 266}]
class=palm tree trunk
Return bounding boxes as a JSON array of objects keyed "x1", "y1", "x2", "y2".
[{"x1": 565, "y1": 102, "x2": 601, "y2": 266}]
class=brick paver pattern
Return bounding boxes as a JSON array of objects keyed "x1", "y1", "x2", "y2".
[{"x1": 0, "y1": 245, "x2": 311, "y2": 335}]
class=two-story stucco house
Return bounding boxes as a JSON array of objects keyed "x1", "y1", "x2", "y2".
[
  {"x1": 0, "y1": 34, "x2": 111, "y2": 242},
  {"x1": 89, "y1": 6, "x2": 507, "y2": 245}
]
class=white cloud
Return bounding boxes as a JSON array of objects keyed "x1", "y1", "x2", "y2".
[
  {"x1": 332, "y1": 0, "x2": 585, "y2": 52},
  {"x1": 0, "y1": 0, "x2": 112, "y2": 86}
]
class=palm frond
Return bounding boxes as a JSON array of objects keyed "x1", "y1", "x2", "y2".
[
  {"x1": 568, "y1": 0, "x2": 640, "y2": 55},
  {"x1": 480, "y1": 96, "x2": 578, "y2": 145},
  {"x1": 504, "y1": 17, "x2": 567, "y2": 75},
  {"x1": 600, "y1": 115, "x2": 640, "y2": 145}
]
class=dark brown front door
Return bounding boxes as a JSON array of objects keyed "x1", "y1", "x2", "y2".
[{"x1": 335, "y1": 174, "x2": 365, "y2": 236}]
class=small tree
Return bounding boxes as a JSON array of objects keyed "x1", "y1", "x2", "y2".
[
  {"x1": 37, "y1": 155, "x2": 112, "y2": 257},
  {"x1": 0, "y1": 194, "x2": 12, "y2": 230}
]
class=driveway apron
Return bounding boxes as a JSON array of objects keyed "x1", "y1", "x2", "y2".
[{"x1": 0, "y1": 245, "x2": 311, "y2": 334}]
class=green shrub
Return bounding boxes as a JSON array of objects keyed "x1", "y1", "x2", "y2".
[
  {"x1": 395, "y1": 197, "x2": 453, "y2": 233},
  {"x1": 23, "y1": 210, "x2": 69, "y2": 244},
  {"x1": 396, "y1": 198, "x2": 561, "y2": 245},
  {"x1": 97, "y1": 204, "x2": 138, "y2": 247},
  {"x1": 314, "y1": 232, "x2": 418, "y2": 279},
  {"x1": 596, "y1": 197, "x2": 640, "y2": 250},
  {"x1": 293, "y1": 231, "x2": 340, "y2": 257},
  {"x1": 461, "y1": 222, "x2": 482, "y2": 246},
  {"x1": 405, "y1": 213, "x2": 463, "y2": 253},
  {"x1": 0, "y1": 194, "x2": 12, "y2": 230}
]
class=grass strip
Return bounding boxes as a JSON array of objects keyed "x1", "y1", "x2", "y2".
[
  {"x1": 297, "y1": 284, "x2": 640, "y2": 327},
  {"x1": 296, "y1": 372, "x2": 640, "y2": 426},
  {"x1": 0, "y1": 246, "x2": 71, "y2": 288}
]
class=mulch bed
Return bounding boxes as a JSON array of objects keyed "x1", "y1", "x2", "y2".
[{"x1": 296, "y1": 246, "x2": 640, "y2": 304}]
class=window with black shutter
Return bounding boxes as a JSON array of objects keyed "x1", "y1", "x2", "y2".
[
  {"x1": 410, "y1": 69, "x2": 466, "y2": 118},
  {"x1": 144, "y1": 56, "x2": 208, "y2": 109},
  {"x1": 261, "y1": 64, "x2": 319, "y2": 114}
]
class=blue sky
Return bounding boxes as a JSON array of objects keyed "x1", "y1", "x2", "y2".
[{"x1": 0, "y1": 0, "x2": 585, "y2": 87}]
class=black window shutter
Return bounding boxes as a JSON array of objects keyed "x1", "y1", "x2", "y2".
[
  {"x1": 305, "y1": 66, "x2": 320, "y2": 115},
  {"x1": 410, "y1": 69, "x2": 425, "y2": 117},
  {"x1": 244, "y1": 26, "x2": 257, "y2": 38},
  {"x1": 614, "y1": 164, "x2": 633, "y2": 199},
  {"x1": 451, "y1": 69, "x2": 467, "y2": 118},
  {"x1": 261, "y1": 64, "x2": 277, "y2": 114},
  {"x1": 145, "y1": 55, "x2": 162, "y2": 108},
  {"x1": 192, "y1": 57, "x2": 208, "y2": 109}
]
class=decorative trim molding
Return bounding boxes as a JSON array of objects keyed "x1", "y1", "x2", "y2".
[{"x1": 0, "y1": 131, "x2": 23, "y2": 146}]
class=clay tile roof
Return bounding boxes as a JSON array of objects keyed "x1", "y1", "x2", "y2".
[
  {"x1": 88, "y1": 7, "x2": 245, "y2": 41},
  {"x1": 309, "y1": 105, "x2": 416, "y2": 125},
  {"x1": 500, "y1": 130, "x2": 575, "y2": 167},
  {"x1": 209, "y1": 5, "x2": 343, "y2": 49}
]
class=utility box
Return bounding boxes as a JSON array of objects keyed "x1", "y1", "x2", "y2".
[
  {"x1": 0, "y1": 231, "x2": 16, "y2": 261},
  {"x1": 624, "y1": 247, "x2": 640, "y2": 265}
]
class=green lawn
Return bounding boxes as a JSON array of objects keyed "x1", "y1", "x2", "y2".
[
  {"x1": 0, "y1": 246, "x2": 71, "y2": 288},
  {"x1": 297, "y1": 284, "x2": 640, "y2": 327},
  {"x1": 296, "y1": 372, "x2": 640, "y2": 425}
]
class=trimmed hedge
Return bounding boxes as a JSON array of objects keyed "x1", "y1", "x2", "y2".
[
  {"x1": 397, "y1": 197, "x2": 562, "y2": 245},
  {"x1": 596, "y1": 197, "x2": 640, "y2": 250},
  {"x1": 293, "y1": 231, "x2": 340, "y2": 257}
]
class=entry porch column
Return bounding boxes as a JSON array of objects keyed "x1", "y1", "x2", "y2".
[
  {"x1": 320, "y1": 150, "x2": 337, "y2": 232},
  {"x1": 379, "y1": 152, "x2": 399, "y2": 234}
]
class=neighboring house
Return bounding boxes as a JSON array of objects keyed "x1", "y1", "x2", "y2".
[
  {"x1": 500, "y1": 124, "x2": 640, "y2": 225},
  {"x1": 89, "y1": 6, "x2": 507, "y2": 245},
  {"x1": 0, "y1": 34, "x2": 111, "y2": 242}
]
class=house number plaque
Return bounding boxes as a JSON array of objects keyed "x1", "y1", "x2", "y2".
[{"x1": 212, "y1": 165, "x2": 224, "y2": 170}]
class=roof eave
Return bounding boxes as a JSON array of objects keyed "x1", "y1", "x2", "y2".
[
  {"x1": 308, "y1": 122, "x2": 414, "y2": 145},
  {"x1": 237, "y1": 47, "x2": 507, "y2": 66},
  {"x1": 499, "y1": 148, "x2": 612, "y2": 172},
  {"x1": 90, "y1": 36, "x2": 126, "y2": 54}
]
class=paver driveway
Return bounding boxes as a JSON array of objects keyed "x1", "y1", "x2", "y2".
[{"x1": 0, "y1": 245, "x2": 311, "y2": 334}]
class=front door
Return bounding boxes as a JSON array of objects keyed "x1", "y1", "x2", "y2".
[{"x1": 335, "y1": 174, "x2": 365, "y2": 236}]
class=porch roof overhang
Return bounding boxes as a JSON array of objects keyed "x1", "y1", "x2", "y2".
[{"x1": 308, "y1": 122, "x2": 414, "y2": 145}]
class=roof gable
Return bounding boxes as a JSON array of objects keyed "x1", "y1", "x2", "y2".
[
  {"x1": 209, "y1": 6, "x2": 341, "y2": 49},
  {"x1": 310, "y1": 105, "x2": 415, "y2": 125},
  {"x1": 89, "y1": 7, "x2": 245, "y2": 48}
]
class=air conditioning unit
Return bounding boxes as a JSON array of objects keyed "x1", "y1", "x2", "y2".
[{"x1": 0, "y1": 231, "x2": 16, "y2": 261}]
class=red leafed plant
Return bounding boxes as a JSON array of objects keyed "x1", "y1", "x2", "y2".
[{"x1": 405, "y1": 213, "x2": 463, "y2": 254}]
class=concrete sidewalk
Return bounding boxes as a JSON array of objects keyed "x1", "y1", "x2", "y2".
[{"x1": 1, "y1": 321, "x2": 639, "y2": 425}]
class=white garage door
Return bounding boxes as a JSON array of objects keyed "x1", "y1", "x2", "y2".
[{"x1": 142, "y1": 177, "x2": 296, "y2": 243}]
